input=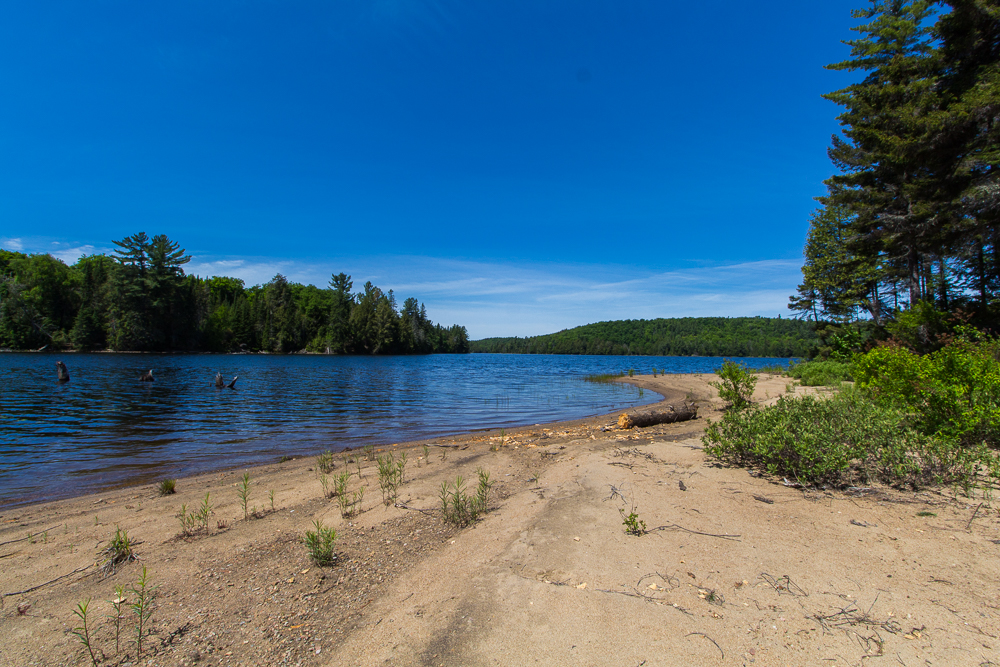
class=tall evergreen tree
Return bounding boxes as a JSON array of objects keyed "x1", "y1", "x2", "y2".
[{"x1": 823, "y1": 0, "x2": 942, "y2": 306}]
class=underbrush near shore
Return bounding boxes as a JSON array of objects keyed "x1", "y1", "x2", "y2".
[
  {"x1": 787, "y1": 360, "x2": 853, "y2": 386},
  {"x1": 705, "y1": 336, "x2": 1000, "y2": 493},
  {"x1": 703, "y1": 388, "x2": 999, "y2": 490}
]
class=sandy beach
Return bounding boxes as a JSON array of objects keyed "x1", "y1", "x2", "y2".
[{"x1": 1, "y1": 373, "x2": 998, "y2": 667}]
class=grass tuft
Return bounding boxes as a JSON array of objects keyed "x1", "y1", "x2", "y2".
[
  {"x1": 303, "y1": 520, "x2": 337, "y2": 566},
  {"x1": 100, "y1": 526, "x2": 136, "y2": 576},
  {"x1": 158, "y1": 478, "x2": 176, "y2": 496}
]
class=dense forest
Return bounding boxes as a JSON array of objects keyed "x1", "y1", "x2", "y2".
[
  {"x1": 471, "y1": 317, "x2": 818, "y2": 357},
  {"x1": 0, "y1": 233, "x2": 469, "y2": 354},
  {"x1": 790, "y1": 0, "x2": 1000, "y2": 345}
]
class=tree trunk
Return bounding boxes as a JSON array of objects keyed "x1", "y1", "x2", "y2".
[
  {"x1": 907, "y1": 246, "x2": 921, "y2": 306},
  {"x1": 617, "y1": 404, "x2": 698, "y2": 429}
]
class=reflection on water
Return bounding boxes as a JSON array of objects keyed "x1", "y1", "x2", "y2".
[{"x1": 0, "y1": 353, "x2": 790, "y2": 506}]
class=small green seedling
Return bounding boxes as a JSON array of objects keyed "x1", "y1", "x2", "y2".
[
  {"x1": 109, "y1": 584, "x2": 127, "y2": 656},
  {"x1": 317, "y1": 450, "x2": 334, "y2": 474},
  {"x1": 621, "y1": 509, "x2": 647, "y2": 536},
  {"x1": 237, "y1": 472, "x2": 252, "y2": 520},
  {"x1": 158, "y1": 478, "x2": 176, "y2": 495},
  {"x1": 303, "y1": 520, "x2": 337, "y2": 566},
  {"x1": 131, "y1": 565, "x2": 156, "y2": 658},
  {"x1": 70, "y1": 598, "x2": 99, "y2": 667},
  {"x1": 100, "y1": 526, "x2": 136, "y2": 576},
  {"x1": 198, "y1": 493, "x2": 213, "y2": 532}
]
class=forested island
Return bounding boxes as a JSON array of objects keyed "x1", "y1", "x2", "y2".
[
  {"x1": 0, "y1": 233, "x2": 469, "y2": 354},
  {"x1": 471, "y1": 317, "x2": 817, "y2": 357}
]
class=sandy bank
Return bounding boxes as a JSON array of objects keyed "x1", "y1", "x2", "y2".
[{"x1": 1, "y1": 373, "x2": 998, "y2": 666}]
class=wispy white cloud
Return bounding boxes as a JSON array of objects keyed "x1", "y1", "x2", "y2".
[
  {"x1": 184, "y1": 254, "x2": 804, "y2": 338},
  {"x1": 2, "y1": 235, "x2": 804, "y2": 338},
  {"x1": 49, "y1": 244, "x2": 97, "y2": 264},
  {"x1": 1, "y1": 237, "x2": 24, "y2": 252}
]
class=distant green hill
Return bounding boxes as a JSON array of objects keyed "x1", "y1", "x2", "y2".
[{"x1": 470, "y1": 317, "x2": 817, "y2": 357}]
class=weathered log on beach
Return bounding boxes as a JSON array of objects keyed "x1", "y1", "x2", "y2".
[{"x1": 617, "y1": 404, "x2": 697, "y2": 429}]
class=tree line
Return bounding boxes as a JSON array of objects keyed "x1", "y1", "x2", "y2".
[
  {"x1": 790, "y1": 0, "x2": 1000, "y2": 331},
  {"x1": 471, "y1": 317, "x2": 818, "y2": 357},
  {"x1": 0, "y1": 233, "x2": 470, "y2": 354}
]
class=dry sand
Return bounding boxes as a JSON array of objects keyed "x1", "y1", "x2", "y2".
[{"x1": 1, "y1": 373, "x2": 998, "y2": 667}]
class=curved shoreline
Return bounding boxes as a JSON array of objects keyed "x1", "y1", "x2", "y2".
[
  {"x1": 3, "y1": 372, "x2": 991, "y2": 667},
  {"x1": 2, "y1": 379, "x2": 673, "y2": 512}
]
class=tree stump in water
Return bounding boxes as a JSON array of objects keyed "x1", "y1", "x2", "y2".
[{"x1": 617, "y1": 404, "x2": 697, "y2": 429}]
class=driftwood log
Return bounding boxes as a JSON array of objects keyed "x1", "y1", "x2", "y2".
[{"x1": 617, "y1": 404, "x2": 697, "y2": 429}]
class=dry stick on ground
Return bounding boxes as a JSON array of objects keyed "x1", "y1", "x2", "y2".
[
  {"x1": 393, "y1": 502, "x2": 437, "y2": 516},
  {"x1": 649, "y1": 523, "x2": 741, "y2": 541},
  {"x1": 1, "y1": 564, "x2": 94, "y2": 600},
  {"x1": 760, "y1": 573, "x2": 808, "y2": 596},
  {"x1": 966, "y1": 502, "x2": 984, "y2": 531},
  {"x1": 0, "y1": 524, "x2": 61, "y2": 548},
  {"x1": 686, "y1": 632, "x2": 724, "y2": 659}
]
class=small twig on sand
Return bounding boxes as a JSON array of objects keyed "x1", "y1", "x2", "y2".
[
  {"x1": 393, "y1": 503, "x2": 436, "y2": 516},
  {"x1": 0, "y1": 525, "x2": 61, "y2": 548},
  {"x1": 650, "y1": 524, "x2": 741, "y2": 541},
  {"x1": 760, "y1": 573, "x2": 808, "y2": 597},
  {"x1": 686, "y1": 632, "x2": 724, "y2": 659},
  {"x1": 2, "y1": 564, "x2": 93, "y2": 599},
  {"x1": 966, "y1": 502, "x2": 984, "y2": 531}
]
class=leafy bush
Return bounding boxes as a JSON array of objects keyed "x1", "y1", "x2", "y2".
[
  {"x1": 788, "y1": 360, "x2": 853, "y2": 386},
  {"x1": 710, "y1": 359, "x2": 757, "y2": 410},
  {"x1": 702, "y1": 388, "x2": 998, "y2": 488},
  {"x1": 853, "y1": 337, "x2": 1000, "y2": 448}
]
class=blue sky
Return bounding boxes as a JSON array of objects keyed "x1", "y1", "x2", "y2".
[{"x1": 0, "y1": 1, "x2": 862, "y2": 338}]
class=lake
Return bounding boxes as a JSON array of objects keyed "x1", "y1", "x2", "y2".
[{"x1": 0, "y1": 353, "x2": 791, "y2": 506}]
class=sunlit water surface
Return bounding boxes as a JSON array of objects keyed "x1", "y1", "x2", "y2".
[{"x1": 0, "y1": 353, "x2": 791, "y2": 506}]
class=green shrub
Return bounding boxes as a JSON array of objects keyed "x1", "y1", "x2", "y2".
[
  {"x1": 710, "y1": 359, "x2": 757, "y2": 410},
  {"x1": 853, "y1": 337, "x2": 1000, "y2": 447},
  {"x1": 702, "y1": 388, "x2": 998, "y2": 488},
  {"x1": 788, "y1": 360, "x2": 853, "y2": 386}
]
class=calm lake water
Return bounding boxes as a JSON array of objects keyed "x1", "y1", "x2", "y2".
[{"x1": 0, "y1": 353, "x2": 791, "y2": 506}]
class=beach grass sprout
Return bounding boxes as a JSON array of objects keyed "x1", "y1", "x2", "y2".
[
  {"x1": 131, "y1": 565, "x2": 155, "y2": 658},
  {"x1": 440, "y1": 468, "x2": 493, "y2": 527},
  {"x1": 158, "y1": 478, "x2": 176, "y2": 496},
  {"x1": 237, "y1": 472, "x2": 252, "y2": 520},
  {"x1": 109, "y1": 585, "x2": 126, "y2": 656},
  {"x1": 303, "y1": 520, "x2": 337, "y2": 566},
  {"x1": 198, "y1": 492, "x2": 213, "y2": 532},
  {"x1": 317, "y1": 450, "x2": 334, "y2": 474},
  {"x1": 100, "y1": 526, "x2": 136, "y2": 576},
  {"x1": 70, "y1": 598, "x2": 99, "y2": 667}
]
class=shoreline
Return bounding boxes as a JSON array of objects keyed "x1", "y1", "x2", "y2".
[
  {"x1": 2, "y1": 379, "x2": 672, "y2": 513},
  {"x1": 3, "y1": 372, "x2": 995, "y2": 667}
]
